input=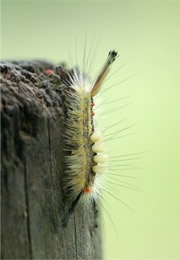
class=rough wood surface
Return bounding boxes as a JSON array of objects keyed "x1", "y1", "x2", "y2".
[{"x1": 1, "y1": 61, "x2": 102, "y2": 259}]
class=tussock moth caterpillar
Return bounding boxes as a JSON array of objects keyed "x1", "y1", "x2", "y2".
[
  {"x1": 1, "y1": 48, "x2": 141, "y2": 260},
  {"x1": 60, "y1": 50, "x2": 118, "y2": 227}
]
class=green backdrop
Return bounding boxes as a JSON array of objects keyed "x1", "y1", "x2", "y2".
[{"x1": 1, "y1": 1, "x2": 180, "y2": 259}]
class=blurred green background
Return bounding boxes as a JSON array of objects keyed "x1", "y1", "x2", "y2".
[{"x1": 1, "y1": 0, "x2": 180, "y2": 259}]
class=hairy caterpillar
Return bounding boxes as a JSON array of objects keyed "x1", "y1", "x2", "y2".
[
  {"x1": 60, "y1": 50, "x2": 118, "y2": 227},
  {"x1": 1, "y1": 47, "x2": 141, "y2": 260}
]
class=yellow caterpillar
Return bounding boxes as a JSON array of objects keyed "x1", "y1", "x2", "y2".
[{"x1": 62, "y1": 51, "x2": 118, "y2": 227}]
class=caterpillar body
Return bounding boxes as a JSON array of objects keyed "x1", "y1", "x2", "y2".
[{"x1": 61, "y1": 50, "x2": 118, "y2": 226}]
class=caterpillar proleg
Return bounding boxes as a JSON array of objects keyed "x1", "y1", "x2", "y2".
[{"x1": 61, "y1": 50, "x2": 118, "y2": 227}]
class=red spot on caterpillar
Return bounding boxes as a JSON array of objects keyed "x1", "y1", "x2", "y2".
[
  {"x1": 92, "y1": 112, "x2": 95, "y2": 116},
  {"x1": 92, "y1": 103, "x2": 95, "y2": 107},
  {"x1": 45, "y1": 69, "x2": 53, "y2": 75},
  {"x1": 85, "y1": 187, "x2": 92, "y2": 193}
]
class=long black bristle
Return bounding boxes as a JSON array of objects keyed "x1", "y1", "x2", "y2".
[{"x1": 62, "y1": 191, "x2": 83, "y2": 228}]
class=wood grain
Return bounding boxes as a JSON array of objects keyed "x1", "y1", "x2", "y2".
[{"x1": 1, "y1": 61, "x2": 102, "y2": 259}]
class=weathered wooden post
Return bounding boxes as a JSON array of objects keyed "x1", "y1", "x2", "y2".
[{"x1": 1, "y1": 61, "x2": 102, "y2": 259}]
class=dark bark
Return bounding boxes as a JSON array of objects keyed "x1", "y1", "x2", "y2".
[{"x1": 1, "y1": 61, "x2": 102, "y2": 259}]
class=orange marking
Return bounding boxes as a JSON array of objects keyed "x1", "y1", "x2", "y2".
[
  {"x1": 92, "y1": 103, "x2": 95, "y2": 106},
  {"x1": 45, "y1": 69, "x2": 53, "y2": 75},
  {"x1": 85, "y1": 187, "x2": 92, "y2": 193},
  {"x1": 92, "y1": 112, "x2": 95, "y2": 116}
]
